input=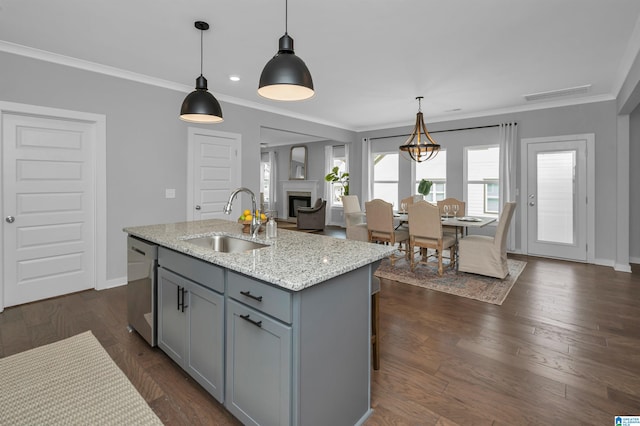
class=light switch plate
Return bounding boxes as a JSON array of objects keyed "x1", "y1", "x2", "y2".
[{"x1": 165, "y1": 188, "x2": 176, "y2": 199}]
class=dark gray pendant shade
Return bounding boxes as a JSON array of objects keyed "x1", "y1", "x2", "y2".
[
  {"x1": 179, "y1": 21, "x2": 223, "y2": 123},
  {"x1": 258, "y1": 0, "x2": 314, "y2": 101},
  {"x1": 180, "y1": 75, "x2": 223, "y2": 123}
]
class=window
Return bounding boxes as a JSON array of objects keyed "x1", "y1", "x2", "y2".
[
  {"x1": 415, "y1": 150, "x2": 447, "y2": 202},
  {"x1": 466, "y1": 145, "x2": 499, "y2": 217},
  {"x1": 372, "y1": 152, "x2": 399, "y2": 205},
  {"x1": 260, "y1": 152, "x2": 271, "y2": 204},
  {"x1": 326, "y1": 145, "x2": 348, "y2": 206}
]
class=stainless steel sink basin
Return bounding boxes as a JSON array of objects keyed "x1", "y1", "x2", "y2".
[{"x1": 184, "y1": 235, "x2": 268, "y2": 253}]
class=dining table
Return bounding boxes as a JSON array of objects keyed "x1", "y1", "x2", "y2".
[{"x1": 394, "y1": 213, "x2": 497, "y2": 269}]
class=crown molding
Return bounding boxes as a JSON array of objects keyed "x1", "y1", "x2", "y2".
[
  {"x1": 356, "y1": 93, "x2": 616, "y2": 133},
  {"x1": 0, "y1": 40, "x2": 618, "y2": 135},
  {"x1": 0, "y1": 40, "x2": 354, "y2": 131}
]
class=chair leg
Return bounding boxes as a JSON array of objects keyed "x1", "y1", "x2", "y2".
[
  {"x1": 437, "y1": 249, "x2": 444, "y2": 276},
  {"x1": 409, "y1": 242, "x2": 416, "y2": 271}
]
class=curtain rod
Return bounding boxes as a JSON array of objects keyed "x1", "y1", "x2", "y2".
[{"x1": 367, "y1": 123, "x2": 517, "y2": 141}]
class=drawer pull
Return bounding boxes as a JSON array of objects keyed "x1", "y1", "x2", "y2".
[
  {"x1": 240, "y1": 290, "x2": 263, "y2": 302},
  {"x1": 240, "y1": 314, "x2": 263, "y2": 328}
]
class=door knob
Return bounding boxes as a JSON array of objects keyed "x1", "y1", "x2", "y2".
[
  {"x1": 5, "y1": 216, "x2": 15, "y2": 223},
  {"x1": 195, "y1": 205, "x2": 201, "y2": 210}
]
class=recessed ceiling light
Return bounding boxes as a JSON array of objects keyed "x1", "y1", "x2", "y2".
[{"x1": 229, "y1": 75, "x2": 240, "y2": 82}]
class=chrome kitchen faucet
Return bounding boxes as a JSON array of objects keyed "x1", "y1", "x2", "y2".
[{"x1": 223, "y1": 187, "x2": 262, "y2": 237}]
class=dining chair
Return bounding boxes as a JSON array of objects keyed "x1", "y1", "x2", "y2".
[
  {"x1": 342, "y1": 195, "x2": 368, "y2": 241},
  {"x1": 437, "y1": 197, "x2": 466, "y2": 239},
  {"x1": 458, "y1": 202, "x2": 516, "y2": 279},
  {"x1": 365, "y1": 199, "x2": 409, "y2": 266},
  {"x1": 408, "y1": 200, "x2": 457, "y2": 276}
]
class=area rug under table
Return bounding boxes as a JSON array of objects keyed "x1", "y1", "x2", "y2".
[
  {"x1": 0, "y1": 331, "x2": 162, "y2": 425},
  {"x1": 375, "y1": 257, "x2": 526, "y2": 305}
]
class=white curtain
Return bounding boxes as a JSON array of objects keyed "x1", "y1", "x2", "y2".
[
  {"x1": 361, "y1": 137, "x2": 372, "y2": 205},
  {"x1": 268, "y1": 150, "x2": 278, "y2": 210},
  {"x1": 498, "y1": 123, "x2": 517, "y2": 250}
]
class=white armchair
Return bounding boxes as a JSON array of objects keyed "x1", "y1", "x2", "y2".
[
  {"x1": 342, "y1": 195, "x2": 368, "y2": 241},
  {"x1": 458, "y1": 202, "x2": 517, "y2": 279}
]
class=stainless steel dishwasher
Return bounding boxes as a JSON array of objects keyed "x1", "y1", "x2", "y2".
[{"x1": 127, "y1": 236, "x2": 158, "y2": 346}]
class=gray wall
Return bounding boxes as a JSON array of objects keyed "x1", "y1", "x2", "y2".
[
  {"x1": 263, "y1": 139, "x2": 352, "y2": 225},
  {"x1": 0, "y1": 52, "x2": 355, "y2": 283},
  {"x1": 356, "y1": 100, "x2": 625, "y2": 264},
  {"x1": 630, "y1": 105, "x2": 640, "y2": 261}
]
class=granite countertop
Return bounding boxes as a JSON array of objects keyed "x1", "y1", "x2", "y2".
[{"x1": 124, "y1": 219, "x2": 394, "y2": 291}]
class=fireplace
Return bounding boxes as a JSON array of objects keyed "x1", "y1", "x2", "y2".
[
  {"x1": 288, "y1": 192, "x2": 312, "y2": 218},
  {"x1": 281, "y1": 180, "x2": 318, "y2": 221}
]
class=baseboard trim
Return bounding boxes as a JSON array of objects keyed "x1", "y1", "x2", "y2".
[{"x1": 99, "y1": 276, "x2": 127, "y2": 290}]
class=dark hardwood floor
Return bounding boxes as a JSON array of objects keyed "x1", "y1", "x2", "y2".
[{"x1": 1, "y1": 226, "x2": 638, "y2": 425}]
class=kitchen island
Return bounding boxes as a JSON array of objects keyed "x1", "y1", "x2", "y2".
[{"x1": 124, "y1": 219, "x2": 394, "y2": 426}]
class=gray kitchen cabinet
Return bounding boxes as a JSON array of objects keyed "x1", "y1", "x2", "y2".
[
  {"x1": 154, "y1": 245, "x2": 375, "y2": 425},
  {"x1": 226, "y1": 299, "x2": 292, "y2": 426},
  {"x1": 157, "y1": 248, "x2": 225, "y2": 403}
]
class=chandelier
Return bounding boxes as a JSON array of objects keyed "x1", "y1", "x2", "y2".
[{"x1": 399, "y1": 96, "x2": 440, "y2": 162}]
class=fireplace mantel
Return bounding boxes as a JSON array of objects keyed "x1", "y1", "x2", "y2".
[{"x1": 281, "y1": 180, "x2": 319, "y2": 220}]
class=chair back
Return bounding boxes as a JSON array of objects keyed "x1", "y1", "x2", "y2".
[
  {"x1": 408, "y1": 200, "x2": 442, "y2": 239},
  {"x1": 494, "y1": 202, "x2": 516, "y2": 248},
  {"x1": 365, "y1": 199, "x2": 394, "y2": 234},
  {"x1": 400, "y1": 196, "x2": 414, "y2": 211},
  {"x1": 437, "y1": 198, "x2": 466, "y2": 217},
  {"x1": 342, "y1": 195, "x2": 362, "y2": 215}
]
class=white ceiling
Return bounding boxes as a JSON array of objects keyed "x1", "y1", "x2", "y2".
[{"x1": 1, "y1": 0, "x2": 640, "y2": 132}]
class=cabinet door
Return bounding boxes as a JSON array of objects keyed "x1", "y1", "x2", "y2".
[
  {"x1": 226, "y1": 299, "x2": 292, "y2": 426},
  {"x1": 157, "y1": 267, "x2": 187, "y2": 365},
  {"x1": 186, "y1": 282, "x2": 225, "y2": 403}
]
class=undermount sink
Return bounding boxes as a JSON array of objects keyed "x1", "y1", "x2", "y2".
[{"x1": 184, "y1": 235, "x2": 268, "y2": 253}]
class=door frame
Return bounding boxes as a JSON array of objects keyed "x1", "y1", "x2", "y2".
[
  {"x1": 520, "y1": 134, "x2": 595, "y2": 263},
  {"x1": 186, "y1": 127, "x2": 242, "y2": 221},
  {"x1": 0, "y1": 101, "x2": 107, "y2": 312}
]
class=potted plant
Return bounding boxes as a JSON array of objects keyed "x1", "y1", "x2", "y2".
[
  {"x1": 418, "y1": 179, "x2": 433, "y2": 198},
  {"x1": 324, "y1": 166, "x2": 349, "y2": 196}
]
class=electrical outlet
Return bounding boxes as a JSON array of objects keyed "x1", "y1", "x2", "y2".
[{"x1": 165, "y1": 188, "x2": 176, "y2": 199}]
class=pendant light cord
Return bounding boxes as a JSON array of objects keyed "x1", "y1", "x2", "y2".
[
  {"x1": 200, "y1": 29, "x2": 204, "y2": 76},
  {"x1": 285, "y1": 0, "x2": 288, "y2": 34}
]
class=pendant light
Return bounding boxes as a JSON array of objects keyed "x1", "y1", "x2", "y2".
[
  {"x1": 399, "y1": 96, "x2": 440, "y2": 162},
  {"x1": 258, "y1": 0, "x2": 314, "y2": 101},
  {"x1": 179, "y1": 21, "x2": 223, "y2": 123}
]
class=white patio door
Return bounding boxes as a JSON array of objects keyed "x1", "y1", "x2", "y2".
[
  {"x1": 523, "y1": 135, "x2": 591, "y2": 261},
  {"x1": 187, "y1": 128, "x2": 241, "y2": 220},
  {"x1": 2, "y1": 112, "x2": 96, "y2": 307}
]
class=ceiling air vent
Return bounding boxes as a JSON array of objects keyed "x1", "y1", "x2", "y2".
[{"x1": 524, "y1": 84, "x2": 591, "y2": 102}]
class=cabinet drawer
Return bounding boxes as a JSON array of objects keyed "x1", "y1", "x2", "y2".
[
  {"x1": 227, "y1": 271, "x2": 292, "y2": 324},
  {"x1": 158, "y1": 247, "x2": 224, "y2": 293}
]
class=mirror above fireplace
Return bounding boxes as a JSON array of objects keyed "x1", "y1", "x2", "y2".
[{"x1": 289, "y1": 146, "x2": 307, "y2": 180}]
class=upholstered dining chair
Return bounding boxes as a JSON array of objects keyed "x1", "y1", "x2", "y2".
[
  {"x1": 458, "y1": 202, "x2": 517, "y2": 279},
  {"x1": 365, "y1": 199, "x2": 409, "y2": 266},
  {"x1": 342, "y1": 195, "x2": 368, "y2": 241},
  {"x1": 408, "y1": 200, "x2": 457, "y2": 276},
  {"x1": 438, "y1": 197, "x2": 466, "y2": 239}
]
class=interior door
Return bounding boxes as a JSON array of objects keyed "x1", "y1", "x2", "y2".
[
  {"x1": 525, "y1": 138, "x2": 588, "y2": 261},
  {"x1": 2, "y1": 113, "x2": 95, "y2": 307},
  {"x1": 187, "y1": 128, "x2": 241, "y2": 220}
]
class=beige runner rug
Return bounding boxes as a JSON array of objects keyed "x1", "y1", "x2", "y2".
[
  {"x1": 375, "y1": 257, "x2": 526, "y2": 305},
  {"x1": 0, "y1": 331, "x2": 162, "y2": 425}
]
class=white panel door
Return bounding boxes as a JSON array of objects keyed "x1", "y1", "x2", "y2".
[
  {"x1": 526, "y1": 138, "x2": 588, "y2": 261},
  {"x1": 2, "y1": 113, "x2": 95, "y2": 306},
  {"x1": 188, "y1": 129, "x2": 241, "y2": 220}
]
